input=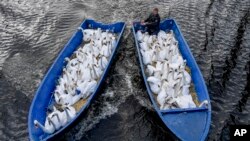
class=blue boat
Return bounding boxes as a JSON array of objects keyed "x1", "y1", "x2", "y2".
[
  {"x1": 132, "y1": 19, "x2": 211, "y2": 141},
  {"x1": 28, "y1": 19, "x2": 125, "y2": 141}
]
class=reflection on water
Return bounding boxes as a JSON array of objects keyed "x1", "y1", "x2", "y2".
[{"x1": 0, "y1": 0, "x2": 249, "y2": 140}]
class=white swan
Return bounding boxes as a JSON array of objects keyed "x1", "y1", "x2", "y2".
[
  {"x1": 108, "y1": 43, "x2": 112, "y2": 56},
  {"x1": 175, "y1": 95, "x2": 196, "y2": 108},
  {"x1": 55, "y1": 85, "x2": 74, "y2": 104},
  {"x1": 147, "y1": 76, "x2": 161, "y2": 94},
  {"x1": 147, "y1": 76, "x2": 161, "y2": 84},
  {"x1": 161, "y1": 80, "x2": 177, "y2": 99},
  {"x1": 79, "y1": 64, "x2": 92, "y2": 81},
  {"x1": 90, "y1": 64, "x2": 98, "y2": 80},
  {"x1": 111, "y1": 36, "x2": 116, "y2": 49},
  {"x1": 157, "y1": 88, "x2": 167, "y2": 109},
  {"x1": 155, "y1": 61, "x2": 163, "y2": 72},
  {"x1": 34, "y1": 118, "x2": 55, "y2": 134},
  {"x1": 167, "y1": 68, "x2": 180, "y2": 85},
  {"x1": 181, "y1": 84, "x2": 190, "y2": 96},
  {"x1": 146, "y1": 65, "x2": 156, "y2": 76},
  {"x1": 64, "y1": 106, "x2": 76, "y2": 120},
  {"x1": 137, "y1": 30, "x2": 143, "y2": 41},
  {"x1": 57, "y1": 92, "x2": 75, "y2": 106},
  {"x1": 52, "y1": 106, "x2": 76, "y2": 127},
  {"x1": 183, "y1": 70, "x2": 191, "y2": 85},
  {"x1": 55, "y1": 109, "x2": 68, "y2": 127},
  {"x1": 95, "y1": 28, "x2": 102, "y2": 40},
  {"x1": 168, "y1": 83, "x2": 177, "y2": 98},
  {"x1": 82, "y1": 29, "x2": 95, "y2": 41},
  {"x1": 82, "y1": 80, "x2": 97, "y2": 98},
  {"x1": 76, "y1": 80, "x2": 97, "y2": 98},
  {"x1": 199, "y1": 100, "x2": 209, "y2": 108},
  {"x1": 174, "y1": 79, "x2": 183, "y2": 97},
  {"x1": 101, "y1": 44, "x2": 110, "y2": 57},
  {"x1": 92, "y1": 45, "x2": 100, "y2": 57},
  {"x1": 64, "y1": 57, "x2": 70, "y2": 63},
  {"x1": 101, "y1": 30, "x2": 108, "y2": 40},
  {"x1": 157, "y1": 47, "x2": 168, "y2": 61},
  {"x1": 149, "y1": 83, "x2": 161, "y2": 94},
  {"x1": 147, "y1": 35, "x2": 153, "y2": 45},
  {"x1": 93, "y1": 65, "x2": 103, "y2": 79},
  {"x1": 54, "y1": 91, "x2": 61, "y2": 104},
  {"x1": 139, "y1": 42, "x2": 148, "y2": 51},
  {"x1": 82, "y1": 43, "x2": 94, "y2": 54},
  {"x1": 142, "y1": 32, "x2": 149, "y2": 43},
  {"x1": 170, "y1": 54, "x2": 184, "y2": 70},
  {"x1": 161, "y1": 61, "x2": 170, "y2": 80},
  {"x1": 49, "y1": 107, "x2": 63, "y2": 129},
  {"x1": 151, "y1": 52, "x2": 157, "y2": 63},
  {"x1": 100, "y1": 56, "x2": 108, "y2": 70},
  {"x1": 140, "y1": 49, "x2": 154, "y2": 65}
]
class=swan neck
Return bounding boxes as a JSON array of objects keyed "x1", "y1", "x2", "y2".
[
  {"x1": 35, "y1": 121, "x2": 46, "y2": 131},
  {"x1": 54, "y1": 113, "x2": 61, "y2": 122},
  {"x1": 48, "y1": 118, "x2": 56, "y2": 129},
  {"x1": 65, "y1": 108, "x2": 70, "y2": 120}
]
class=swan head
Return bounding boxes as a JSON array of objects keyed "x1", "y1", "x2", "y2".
[
  {"x1": 76, "y1": 69, "x2": 80, "y2": 73},
  {"x1": 179, "y1": 84, "x2": 183, "y2": 90},
  {"x1": 58, "y1": 97, "x2": 63, "y2": 104},
  {"x1": 63, "y1": 83, "x2": 67, "y2": 88},
  {"x1": 170, "y1": 30, "x2": 174, "y2": 36},
  {"x1": 152, "y1": 35, "x2": 157, "y2": 39},
  {"x1": 63, "y1": 68, "x2": 66, "y2": 73},
  {"x1": 83, "y1": 31, "x2": 87, "y2": 35},
  {"x1": 155, "y1": 44, "x2": 160, "y2": 49},
  {"x1": 199, "y1": 100, "x2": 209, "y2": 107},
  {"x1": 168, "y1": 68, "x2": 173, "y2": 74},
  {"x1": 64, "y1": 90, "x2": 69, "y2": 95},
  {"x1": 90, "y1": 40, "x2": 95, "y2": 45},
  {"x1": 173, "y1": 40, "x2": 178, "y2": 46},
  {"x1": 182, "y1": 60, "x2": 187, "y2": 69},
  {"x1": 65, "y1": 57, "x2": 70, "y2": 62},
  {"x1": 59, "y1": 98, "x2": 69, "y2": 106},
  {"x1": 63, "y1": 106, "x2": 69, "y2": 111},
  {"x1": 53, "y1": 106, "x2": 57, "y2": 112},
  {"x1": 62, "y1": 105, "x2": 74, "y2": 112},
  {"x1": 55, "y1": 91, "x2": 60, "y2": 97},
  {"x1": 47, "y1": 117, "x2": 55, "y2": 126},
  {"x1": 34, "y1": 120, "x2": 39, "y2": 128}
]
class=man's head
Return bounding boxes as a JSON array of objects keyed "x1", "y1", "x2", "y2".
[{"x1": 153, "y1": 8, "x2": 159, "y2": 15}]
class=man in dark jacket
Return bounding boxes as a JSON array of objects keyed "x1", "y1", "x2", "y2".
[{"x1": 141, "y1": 8, "x2": 161, "y2": 35}]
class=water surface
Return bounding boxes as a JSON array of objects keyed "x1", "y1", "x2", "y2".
[{"x1": 0, "y1": 0, "x2": 249, "y2": 140}]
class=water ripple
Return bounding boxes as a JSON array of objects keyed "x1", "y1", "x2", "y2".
[{"x1": 0, "y1": 0, "x2": 250, "y2": 140}]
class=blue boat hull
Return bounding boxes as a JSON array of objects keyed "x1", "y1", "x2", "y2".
[
  {"x1": 132, "y1": 19, "x2": 211, "y2": 141},
  {"x1": 28, "y1": 19, "x2": 125, "y2": 141}
]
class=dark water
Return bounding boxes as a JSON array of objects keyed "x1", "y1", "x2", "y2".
[{"x1": 0, "y1": 0, "x2": 249, "y2": 140}]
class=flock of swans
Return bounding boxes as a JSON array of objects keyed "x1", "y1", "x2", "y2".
[
  {"x1": 34, "y1": 28, "x2": 117, "y2": 134},
  {"x1": 33, "y1": 26, "x2": 202, "y2": 134},
  {"x1": 137, "y1": 30, "x2": 197, "y2": 110}
]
